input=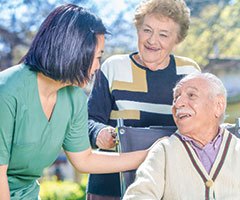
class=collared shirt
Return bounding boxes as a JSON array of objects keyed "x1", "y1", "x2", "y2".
[{"x1": 178, "y1": 128, "x2": 223, "y2": 174}]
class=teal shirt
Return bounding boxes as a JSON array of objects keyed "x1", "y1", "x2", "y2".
[{"x1": 0, "y1": 64, "x2": 90, "y2": 197}]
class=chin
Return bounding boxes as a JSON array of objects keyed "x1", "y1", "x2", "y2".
[{"x1": 177, "y1": 126, "x2": 191, "y2": 136}]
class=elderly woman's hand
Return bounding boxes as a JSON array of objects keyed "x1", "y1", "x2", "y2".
[{"x1": 96, "y1": 126, "x2": 117, "y2": 150}]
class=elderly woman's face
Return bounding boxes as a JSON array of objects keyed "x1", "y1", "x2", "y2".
[
  {"x1": 137, "y1": 14, "x2": 179, "y2": 70},
  {"x1": 172, "y1": 78, "x2": 219, "y2": 136}
]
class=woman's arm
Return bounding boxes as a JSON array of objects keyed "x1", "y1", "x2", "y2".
[
  {"x1": 65, "y1": 147, "x2": 148, "y2": 173},
  {"x1": 0, "y1": 95, "x2": 15, "y2": 200},
  {"x1": 0, "y1": 165, "x2": 10, "y2": 200},
  {"x1": 123, "y1": 141, "x2": 165, "y2": 199}
]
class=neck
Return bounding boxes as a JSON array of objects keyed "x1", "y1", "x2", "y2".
[
  {"x1": 184, "y1": 126, "x2": 220, "y2": 147},
  {"x1": 37, "y1": 73, "x2": 66, "y2": 98},
  {"x1": 134, "y1": 53, "x2": 170, "y2": 71}
]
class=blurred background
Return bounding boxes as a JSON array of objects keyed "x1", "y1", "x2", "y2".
[{"x1": 0, "y1": 0, "x2": 239, "y2": 199}]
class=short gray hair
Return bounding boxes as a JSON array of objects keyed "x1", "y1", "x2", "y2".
[{"x1": 174, "y1": 72, "x2": 227, "y2": 123}]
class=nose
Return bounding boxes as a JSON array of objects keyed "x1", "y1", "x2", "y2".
[
  {"x1": 147, "y1": 32, "x2": 158, "y2": 45},
  {"x1": 173, "y1": 95, "x2": 186, "y2": 108}
]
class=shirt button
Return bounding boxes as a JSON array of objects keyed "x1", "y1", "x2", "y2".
[{"x1": 205, "y1": 180, "x2": 214, "y2": 188}]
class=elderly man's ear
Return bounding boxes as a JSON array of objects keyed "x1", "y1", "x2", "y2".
[{"x1": 214, "y1": 95, "x2": 226, "y2": 118}]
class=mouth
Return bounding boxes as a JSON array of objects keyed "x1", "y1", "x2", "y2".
[
  {"x1": 145, "y1": 45, "x2": 160, "y2": 52},
  {"x1": 175, "y1": 109, "x2": 193, "y2": 121},
  {"x1": 177, "y1": 113, "x2": 191, "y2": 120}
]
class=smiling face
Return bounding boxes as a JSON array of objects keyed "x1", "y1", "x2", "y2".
[
  {"x1": 172, "y1": 77, "x2": 222, "y2": 137},
  {"x1": 137, "y1": 14, "x2": 179, "y2": 70}
]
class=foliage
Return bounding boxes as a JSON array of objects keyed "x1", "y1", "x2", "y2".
[
  {"x1": 174, "y1": 0, "x2": 240, "y2": 68},
  {"x1": 40, "y1": 180, "x2": 86, "y2": 200},
  {"x1": 185, "y1": 0, "x2": 232, "y2": 16},
  {"x1": 0, "y1": 0, "x2": 87, "y2": 69},
  {"x1": 226, "y1": 101, "x2": 240, "y2": 123},
  {"x1": 0, "y1": 0, "x2": 239, "y2": 69}
]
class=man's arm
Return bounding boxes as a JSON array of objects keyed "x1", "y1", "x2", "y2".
[{"x1": 0, "y1": 165, "x2": 10, "y2": 200}]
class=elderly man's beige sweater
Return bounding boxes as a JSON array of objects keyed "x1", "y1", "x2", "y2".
[{"x1": 123, "y1": 129, "x2": 240, "y2": 200}]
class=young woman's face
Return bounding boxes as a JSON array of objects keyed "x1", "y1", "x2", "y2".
[{"x1": 89, "y1": 35, "x2": 105, "y2": 77}]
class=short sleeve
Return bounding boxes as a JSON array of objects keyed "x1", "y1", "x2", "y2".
[
  {"x1": 0, "y1": 94, "x2": 16, "y2": 164},
  {"x1": 63, "y1": 92, "x2": 90, "y2": 152}
]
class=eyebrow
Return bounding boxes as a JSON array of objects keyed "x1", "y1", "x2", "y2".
[
  {"x1": 186, "y1": 86, "x2": 199, "y2": 91},
  {"x1": 142, "y1": 24, "x2": 171, "y2": 33},
  {"x1": 174, "y1": 85, "x2": 198, "y2": 94}
]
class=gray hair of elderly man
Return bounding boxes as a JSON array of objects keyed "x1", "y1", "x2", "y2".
[{"x1": 174, "y1": 72, "x2": 227, "y2": 124}]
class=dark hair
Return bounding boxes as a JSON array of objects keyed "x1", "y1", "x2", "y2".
[{"x1": 21, "y1": 4, "x2": 108, "y2": 85}]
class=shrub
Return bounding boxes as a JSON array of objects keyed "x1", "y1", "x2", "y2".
[{"x1": 40, "y1": 180, "x2": 85, "y2": 200}]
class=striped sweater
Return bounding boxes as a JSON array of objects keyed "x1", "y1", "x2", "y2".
[
  {"x1": 87, "y1": 52, "x2": 200, "y2": 196},
  {"x1": 123, "y1": 129, "x2": 240, "y2": 200}
]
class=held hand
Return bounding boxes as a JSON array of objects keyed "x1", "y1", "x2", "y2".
[{"x1": 96, "y1": 126, "x2": 117, "y2": 150}]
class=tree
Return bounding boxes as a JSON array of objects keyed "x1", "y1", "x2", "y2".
[
  {"x1": 0, "y1": 0, "x2": 239, "y2": 70},
  {"x1": 0, "y1": 0, "x2": 87, "y2": 70},
  {"x1": 185, "y1": 0, "x2": 232, "y2": 16},
  {"x1": 174, "y1": 0, "x2": 240, "y2": 68}
]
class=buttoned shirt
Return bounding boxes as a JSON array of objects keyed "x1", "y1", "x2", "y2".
[{"x1": 178, "y1": 128, "x2": 223, "y2": 173}]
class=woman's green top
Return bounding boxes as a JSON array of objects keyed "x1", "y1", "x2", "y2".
[{"x1": 0, "y1": 64, "x2": 90, "y2": 198}]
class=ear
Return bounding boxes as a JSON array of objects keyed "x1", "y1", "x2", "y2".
[{"x1": 214, "y1": 95, "x2": 226, "y2": 118}]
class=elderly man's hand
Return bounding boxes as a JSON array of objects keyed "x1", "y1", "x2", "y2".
[{"x1": 96, "y1": 126, "x2": 117, "y2": 150}]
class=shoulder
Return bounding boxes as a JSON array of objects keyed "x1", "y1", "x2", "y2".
[
  {"x1": 149, "y1": 137, "x2": 171, "y2": 154},
  {"x1": 224, "y1": 128, "x2": 240, "y2": 146},
  {"x1": 103, "y1": 54, "x2": 130, "y2": 64},
  {"x1": 100, "y1": 54, "x2": 132, "y2": 86},
  {"x1": 0, "y1": 64, "x2": 34, "y2": 96},
  {"x1": 174, "y1": 55, "x2": 199, "y2": 68},
  {"x1": 101, "y1": 54, "x2": 130, "y2": 73},
  {"x1": 173, "y1": 55, "x2": 201, "y2": 75},
  {"x1": 65, "y1": 86, "x2": 87, "y2": 102},
  {"x1": 150, "y1": 134, "x2": 183, "y2": 153}
]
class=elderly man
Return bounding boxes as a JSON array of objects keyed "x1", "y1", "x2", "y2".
[{"x1": 123, "y1": 73, "x2": 240, "y2": 200}]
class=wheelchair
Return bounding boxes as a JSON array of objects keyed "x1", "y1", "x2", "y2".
[{"x1": 116, "y1": 118, "x2": 240, "y2": 198}]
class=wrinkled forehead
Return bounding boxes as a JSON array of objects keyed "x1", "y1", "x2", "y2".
[{"x1": 174, "y1": 77, "x2": 207, "y2": 93}]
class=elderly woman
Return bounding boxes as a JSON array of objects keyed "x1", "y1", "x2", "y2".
[
  {"x1": 0, "y1": 4, "x2": 148, "y2": 200},
  {"x1": 87, "y1": 0, "x2": 201, "y2": 199},
  {"x1": 123, "y1": 73, "x2": 240, "y2": 199}
]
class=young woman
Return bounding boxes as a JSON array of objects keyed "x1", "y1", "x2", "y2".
[{"x1": 0, "y1": 4, "x2": 147, "y2": 199}]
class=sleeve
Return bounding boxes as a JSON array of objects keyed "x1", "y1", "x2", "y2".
[
  {"x1": 0, "y1": 94, "x2": 16, "y2": 165},
  {"x1": 88, "y1": 70, "x2": 113, "y2": 148},
  {"x1": 63, "y1": 91, "x2": 90, "y2": 152},
  {"x1": 123, "y1": 141, "x2": 166, "y2": 200}
]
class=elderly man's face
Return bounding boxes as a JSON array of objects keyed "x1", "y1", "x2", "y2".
[{"x1": 172, "y1": 78, "x2": 219, "y2": 136}]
